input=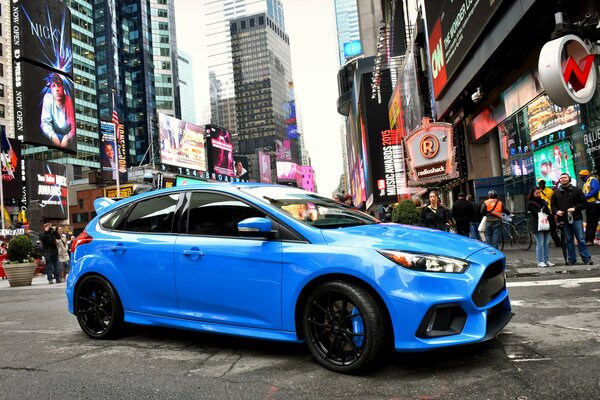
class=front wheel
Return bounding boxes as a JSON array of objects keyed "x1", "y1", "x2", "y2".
[
  {"x1": 74, "y1": 275, "x2": 124, "y2": 339},
  {"x1": 302, "y1": 281, "x2": 387, "y2": 373}
]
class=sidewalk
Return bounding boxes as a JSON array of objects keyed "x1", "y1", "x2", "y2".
[{"x1": 502, "y1": 242, "x2": 600, "y2": 277}]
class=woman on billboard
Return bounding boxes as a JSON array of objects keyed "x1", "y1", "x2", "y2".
[{"x1": 40, "y1": 73, "x2": 75, "y2": 149}]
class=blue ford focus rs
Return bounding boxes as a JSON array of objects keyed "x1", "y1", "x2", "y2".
[{"x1": 66, "y1": 183, "x2": 512, "y2": 373}]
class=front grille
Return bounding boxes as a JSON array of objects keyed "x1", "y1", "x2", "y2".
[{"x1": 471, "y1": 260, "x2": 505, "y2": 307}]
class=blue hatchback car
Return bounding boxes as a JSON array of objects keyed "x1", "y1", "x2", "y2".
[{"x1": 66, "y1": 183, "x2": 512, "y2": 373}]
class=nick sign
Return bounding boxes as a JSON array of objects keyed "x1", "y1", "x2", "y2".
[{"x1": 538, "y1": 34, "x2": 597, "y2": 107}]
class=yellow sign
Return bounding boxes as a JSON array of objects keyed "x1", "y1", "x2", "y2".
[{"x1": 104, "y1": 184, "x2": 134, "y2": 198}]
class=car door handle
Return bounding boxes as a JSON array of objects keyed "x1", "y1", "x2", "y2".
[
  {"x1": 111, "y1": 244, "x2": 126, "y2": 254},
  {"x1": 183, "y1": 249, "x2": 204, "y2": 258}
]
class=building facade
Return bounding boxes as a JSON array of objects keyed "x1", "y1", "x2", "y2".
[
  {"x1": 0, "y1": 0, "x2": 13, "y2": 140},
  {"x1": 334, "y1": 0, "x2": 362, "y2": 66},
  {"x1": 177, "y1": 48, "x2": 196, "y2": 123}
]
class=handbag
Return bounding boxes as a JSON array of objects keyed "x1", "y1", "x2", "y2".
[
  {"x1": 537, "y1": 211, "x2": 550, "y2": 231},
  {"x1": 477, "y1": 216, "x2": 487, "y2": 233}
]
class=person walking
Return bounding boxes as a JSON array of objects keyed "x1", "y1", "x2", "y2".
[
  {"x1": 55, "y1": 226, "x2": 70, "y2": 281},
  {"x1": 551, "y1": 173, "x2": 593, "y2": 265},
  {"x1": 466, "y1": 195, "x2": 483, "y2": 240},
  {"x1": 420, "y1": 190, "x2": 452, "y2": 231},
  {"x1": 528, "y1": 187, "x2": 554, "y2": 268},
  {"x1": 578, "y1": 169, "x2": 600, "y2": 245},
  {"x1": 451, "y1": 192, "x2": 472, "y2": 237},
  {"x1": 480, "y1": 190, "x2": 510, "y2": 249},
  {"x1": 39, "y1": 223, "x2": 62, "y2": 284},
  {"x1": 538, "y1": 179, "x2": 561, "y2": 247}
]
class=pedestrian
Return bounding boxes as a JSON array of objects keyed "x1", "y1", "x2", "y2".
[
  {"x1": 0, "y1": 242, "x2": 7, "y2": 255},
  {"x1": 578, "y1": 169, "x2": 600, "y2": 246},
  {"x1": 466, "y1": 194, "x2": 483, "y2": 240},
  {"x1": 528, "y1": 187, "x2": 554, "y2": 268},
  {"x1": 451, "y1": 192, "x2": 472, "y2": 237},
  {"x1": 39, "y1": 223, "x2": 62, "y2": 284},
  {"x1": 480, "y1": 190, "x2": 510, "y2": 249},
  {"x1": 55, "y1": 226, "x2": 70, "y2": 280},
  {"x1": 343, "y1": 194, "x2": 353, "y2": 207},
  {"x1": 538, "y1": 179, "x2": 561, "y2": 247},
  {"x1": 551, "y1": 173, "x2": 593, "y2": 265},
  {"x1": 420, "y1": 190, "x2": 452, "y2": 231}
]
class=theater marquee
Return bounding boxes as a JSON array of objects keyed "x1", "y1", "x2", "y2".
[{"x1": 404, "y1": 118, "x2": 458, "y2": 185}]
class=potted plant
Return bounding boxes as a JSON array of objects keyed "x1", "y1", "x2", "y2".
[
  {"x1": 4, "y1": 235, "x2": 36, "y2": 287},
  {"x1": 392, "y1": 200, "x2": 420, "y2": 225}
]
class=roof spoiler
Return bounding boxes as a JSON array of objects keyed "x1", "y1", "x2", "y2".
[{"x1": 93, "y1": 197, "x2": 116, "y2": 214}]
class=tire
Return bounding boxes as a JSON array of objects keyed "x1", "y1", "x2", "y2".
[
  {"x1": 517, "y1": 231, "x2": 532, "y2": 250},
  {"x1": 302, "y1": 281, "x2": 386, "y2": 373},
  {"x1": 74, "y1": 275, "x2": 124, "y2": 339}
]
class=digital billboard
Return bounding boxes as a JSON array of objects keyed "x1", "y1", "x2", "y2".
[
  {"x1": 159, "y1": 114, "x2": 207, "y2": 172},
  {"x1": 13, "y1": 61, "x2": 77, "y2": 153},
  {"x1": 258, "y1": 150, "x2": 272, "y2": 183},
  {"x1": 100, "y1": 121, "x2": 127, "y2": 182},
  {"x1": 206, "y1": 126, "x2": 233, "y2": 176},
  {"x1": 533, "y1": 140, "x2": 576, "y2": 187},
  {"x1": 276, "y1": 161, "x2": 300, "y2": 181},
  {"x1": 527, "y1": 95, "x2": 579, "y2": 143},
  {"x1": 233, "y1": 155, "x2": 249, "y2": 181},
  {"x1": 25, "y1": 160, "x2": 68, "y2": 220},
  {"x1": 275, "y1": 139, "x2": 292, "y2": 161},
  {"x1": 1, "y1": 132, "x2": 23, "y2": 200},
  {"x1": 11, "y1": 0, "x2": 73, "y2": 77}
]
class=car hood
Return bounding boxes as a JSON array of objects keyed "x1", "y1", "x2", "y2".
[{"x1": 320, "y1": 223, "x2": 489, "y2": 259}]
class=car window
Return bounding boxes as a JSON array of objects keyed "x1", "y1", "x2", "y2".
[
  {"x1": 99, "y1": 206, "x2": 129, "y2": 230},
  {"x1": 187, "y1": 192, "x2": 266, "y2": 237},
  {"x1": 119, "y1": 194, "x2": 180, "y2": 233}
]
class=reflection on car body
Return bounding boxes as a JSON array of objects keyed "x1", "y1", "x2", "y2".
[{"x1": 66, "y1": 183, "x2": 512, "y2": 373}]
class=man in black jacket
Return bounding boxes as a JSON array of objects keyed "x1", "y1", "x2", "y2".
[
  {"x1": 39, "y1": 223, "x2": 62, "y2": 283},
  {"x1": 451, "y1": 192, "x2": 472, "y2": 236},
  {"x1": 551, "y1": 173, "x2": 592, "y2": 265}
]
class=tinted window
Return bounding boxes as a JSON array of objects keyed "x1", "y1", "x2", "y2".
[
  {"x1": 187, "y1": 192, "x2": 266, "y2": 237},
  {"x1": 99, "y1": 206, "x2": 128, "y2": 230},
  {"x1": 120, "y1": 194, "x2": 180, "y2": 233}
]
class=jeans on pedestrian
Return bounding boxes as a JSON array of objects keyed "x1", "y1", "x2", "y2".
[
  {"x1": 469, "y1": 222, "x2": 480, "y2": 240},
  {"x1": 563, "y1": 219, "x2": 591, "y2": 262},
  {"x1": 45, "y1": 254, "x2": 60, "y2": 282},
  {"x1": 534, "y1": 231, "x2": 551, "y2": 264},
  {"x1": 485, "y1": 220, "x2": 501, "y2": 249}
]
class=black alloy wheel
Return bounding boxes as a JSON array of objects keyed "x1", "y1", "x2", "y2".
[
  {"x1": 302, "y1": 281, "x2": 386, "y2": 373},
  {"x1": 75, "y1": 275, "x2": 124, "y2": 339}
]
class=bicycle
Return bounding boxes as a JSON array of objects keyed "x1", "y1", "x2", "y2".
[{"x1": 500, "y1": 214, "x2": 532, "y2": 251}]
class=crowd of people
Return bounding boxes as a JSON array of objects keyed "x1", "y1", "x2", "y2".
[{"x1": 38, "y1": 223, "x2": 75, "y2": 284}]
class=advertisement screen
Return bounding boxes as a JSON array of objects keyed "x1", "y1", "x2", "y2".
[
  {"x1": 13, "y1": 61, "x2": 77, "y2": 153},
  {"x1": 0, "y1": 133, "x2": 23, "y2": 200},
  {"x1": 233, "y1": 155, "x2": 249, "y2": 180},
  {"x1": 207, "y1": 127, "x2": 233, "y2": 176},
  {"x1": 527, "y1": 95, "x2": 579, "y2": 142},
  {"x1": 533, "y1": 140, "x2": 576, "y2": 187},
  {"x1": 176, "y1": 176, "x2": 207, "y2": 186},
  {"x1": 25, "y1": 160, "x2": 68, "y2": 219},
  {"x1": 258, "y1": 150, "x2": 272, "y2": 183},
  {"x1": 275, "y1": 139, "x2": 292, "y2": 161},
  {"x1": 276, "y1": 161, "x2": 300, "y2": 181},
  {"x1": 11, "y1": 0, "x2": 73, "y2": 77},
  {"x1": 159, "y1": 114, "x2": 207, "y2": 171},
  {"x1": 100, "y1": 121, "x2": 127, "y2": 182}
]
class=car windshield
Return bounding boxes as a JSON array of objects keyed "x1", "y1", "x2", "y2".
[{"x1": 240, "y1": 186, "x2": 379, "y2": 229}]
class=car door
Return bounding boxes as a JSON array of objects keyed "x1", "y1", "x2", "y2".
[
  {"x1": 174, "y1": 191, "x2": 283, "y2": 330},
  {"x1": 105, "y1": 192, "x2": 181, "y2": 318}
]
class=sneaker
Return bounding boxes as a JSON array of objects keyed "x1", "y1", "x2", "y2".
[
  {"x1": 567, "y1": 261, "x2": 578, "y2": 266},
  {"x1": 545, "y1": 261, "x2": 555, "y2": 267},
  {"x1": 48, "y1": 281, "x2": 54, "y2": 284},
  {"x1": 55, "y1": 280, "x2": 63, "y2": 283},
  {"x1": 537, "y1": 262, "x2": 548, "y2": 268},
  {"x1": 584, "y1": 260, "x2": 594, "y2": 265},
  {"x1": 586, "y1": 241, "x2": 594, "y2": 246}
]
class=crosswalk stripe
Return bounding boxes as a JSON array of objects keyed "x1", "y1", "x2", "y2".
[{"x1": 507, "y1": 277, "x2": 600, "y2": 287}]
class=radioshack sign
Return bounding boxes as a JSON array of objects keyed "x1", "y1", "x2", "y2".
[
  {"x1": 404, "y1": 118, "x2": 458, "y2": 185},
  {"x1": 539, "y1": 34, "x2": 597, "y2": 107}
]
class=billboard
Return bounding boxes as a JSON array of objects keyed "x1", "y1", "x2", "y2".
[
  {"x1": 527, "y1": 95, "x2": 579, "y2": 143},
  {"x1": 276, "y1": 161, "x2": 300, "y2": 181},
  {"x1": 0, "y1": 133, "x2": 23, "y2": 200},
  {"x1": 233, "y1": 155, "x2": 249, "y2": 180},
  {"x1": 258, "y1": 150, "x2": 272, "y2": 183},
  {"x1": 100, "y1": 121, "x2": 127, "y2": 182},
  {"x1": 343, "y1": 40, "x2": 362, "y2": 59},
  {"x1": 275, "y1": 139, "x2": 292, "y2": 161},
  {"x1": 11, "y1": 0, "x2": 73, "y2": 77},
  {"x1": 425, "y1": 0, "x2": 505, "y2": 98},
  {"x1": 13, "y1": 61, "x2": 77, "y2": 153},
  {"x1": 159, "y1": 114, "x2": 206, "y2": 172},
  {"x1": 206, "y1": 126, "x2": 233, "y2": 176},
  {"x1": 533, "y1": 140, "x2": 576, "y2": 187},
  {"x1": 25, "y1": 160, "x2": 68, "y2": 220}
]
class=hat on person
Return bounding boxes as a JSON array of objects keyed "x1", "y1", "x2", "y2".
[
  {"x1": 579, "y1": 169, "x2": 590, "y2": 176},
  {"x1": 488, "y1": 190, "x2": 497, "y2": 198},
  {"x1": 458, "y1": 192, "x2": 466, "y2": 198}
]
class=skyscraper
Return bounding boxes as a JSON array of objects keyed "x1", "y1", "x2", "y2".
[
  {"x1": 334, "y1": 0, "x2": 362, "y2": 66},
  {"x1": 202, "y1": 0, "x2": 285, "y2": 132},
  {"x1": 177, "y1": 49, "x2": 196, "y2": 124},
  {"x1": 230, "y1": 12, "x2": 299, "y2": 165}
]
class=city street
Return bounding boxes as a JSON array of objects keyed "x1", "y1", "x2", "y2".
[{"x1": 0, "y1": 249, "x2": 599, "y2": 400}]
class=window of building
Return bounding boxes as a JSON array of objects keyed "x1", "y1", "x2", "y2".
[
  {"x1": 250, "y1": 18, "x2": 255, "y2": 27},
  {"x1": 0, "y1": 83, "x2": 4, "y2": 98},
  {"x1": 0, "y1": 105, "x2": 4, "y2": 119},
  {"x1": 78, "y1": 199, "x2": 84, "y2": 209},
  {"x1": 0, "y1": 63, "x2": 3, "y2": 77},
  {"x1": 241, "y1": 21, "x2": 246, "y2": 29},
  {"x1": 259, "y1": 16, "x2": 264, "y2": 25}
]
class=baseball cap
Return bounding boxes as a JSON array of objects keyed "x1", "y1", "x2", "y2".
[
  {"x1": 488, "y1": 190, "x2": 497, "y2": 197},
  {"x1": 579, "y1": 169, "x2": 590, "y2": 176}
]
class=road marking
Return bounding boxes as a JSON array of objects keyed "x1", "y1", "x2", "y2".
[{"x1": 507, "y1": 277, "x2": 600, "y2": 287}]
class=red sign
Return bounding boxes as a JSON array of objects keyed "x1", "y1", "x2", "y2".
[
  {"x1": 428, "y1": 19, "x2": 447, "y2": 98},
  {"x1": 563, "y1": 54, "x2": 595, "y2": 92},
  {"x1": 419, "y1": 134, "x2": 440, "y2": 159}
]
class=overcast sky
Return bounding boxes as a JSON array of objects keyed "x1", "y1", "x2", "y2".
[{"x1": 174, "y1": 0, "x2": 343, "y2": 196}]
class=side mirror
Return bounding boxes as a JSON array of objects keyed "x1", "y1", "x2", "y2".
[{"x1": 238, "y1": 217, "x2": 276, "y2": 239}]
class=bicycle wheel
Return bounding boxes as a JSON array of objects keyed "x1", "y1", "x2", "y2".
[
  {"x1": 499, "y1": 226, "x2": 507, "y2": 251},
  {"x1": 514, "y1": 221, "x2": 532, "y2": 251}
]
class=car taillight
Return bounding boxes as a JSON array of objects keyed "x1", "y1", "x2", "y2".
[{"x1": 71, "y1": 231, "x2": 93, "y2": 253}]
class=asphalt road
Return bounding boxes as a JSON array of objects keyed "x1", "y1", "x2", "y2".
[{"x1": 0, "y1": 270, "x2": 599, "y2": 400}]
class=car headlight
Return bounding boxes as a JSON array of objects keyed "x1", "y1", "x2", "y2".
[{"x1": 378, "y1": 250, "x2": 469, "y2": 273}]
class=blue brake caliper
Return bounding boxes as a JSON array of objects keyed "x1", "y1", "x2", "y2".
[{"x1": 351, "y1": 307, "x2": 364, "y2": 348}]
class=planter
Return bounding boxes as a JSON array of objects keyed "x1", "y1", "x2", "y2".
[{"x1": 3, "y1": 262, "x2": 36, "y2": 287}]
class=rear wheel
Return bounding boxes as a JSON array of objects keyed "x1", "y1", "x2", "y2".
[
  {"x1": 74, "y1": 275, "x2": 124, "y2": 339},
  {"x1": 302, "y1": 281, "x2": 386, "y2": 373}
]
